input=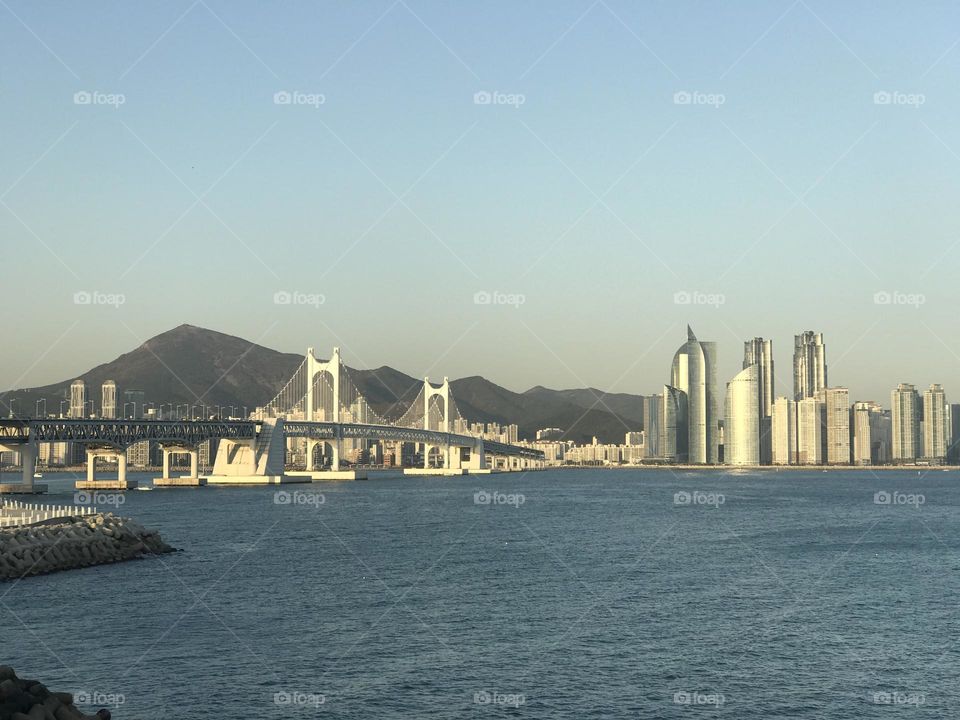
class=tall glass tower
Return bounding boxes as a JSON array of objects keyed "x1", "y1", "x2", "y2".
[
  {"x1": 670, "y1": 326, "x2": 719, "y2": 464},
  {"x1": 793, "y1": 331, "x2": 827, "y2": 401}
]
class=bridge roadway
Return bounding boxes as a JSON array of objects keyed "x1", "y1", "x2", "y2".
[{"x1": 0, "y1": 418, "x2": 544, "y2": 461}]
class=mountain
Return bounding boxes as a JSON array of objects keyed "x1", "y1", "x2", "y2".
[{"x1": 3, "y1": 325, "x2": 645, "y2": 443}]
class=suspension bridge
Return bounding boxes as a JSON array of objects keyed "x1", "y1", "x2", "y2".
[{"x1": 0, "y1": 347, "x2": 544, "y2": 491}]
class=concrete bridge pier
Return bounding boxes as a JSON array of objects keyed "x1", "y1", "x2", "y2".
[
  {"x1": 77, "y1": 448, "x2": 137, "y2": 491},
  {"x1": 155, "y1": 446, "x2": 205, "y2": 487},
  {"x1": 0, "y1": 440, "x2": 46, "y2": 494},
  {"x1": 292, "y1": 436, "x2": 364, "y2": 481}
]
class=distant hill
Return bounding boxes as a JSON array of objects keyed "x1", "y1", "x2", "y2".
[{"x1": 4, "y1": 325, "x2": 645, "y2": 443}]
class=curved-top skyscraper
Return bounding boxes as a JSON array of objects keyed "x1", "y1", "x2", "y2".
[{"x1": 670, "y1": 326, "x2": 719, "y2": 464}]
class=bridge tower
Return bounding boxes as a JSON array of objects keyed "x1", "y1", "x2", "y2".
[
  {"x1": 423, "y1": 377, "x2": 451, "y2": 469},
  {"x1": 305, "y1": 347, "x2": 342, "y2": 471}
]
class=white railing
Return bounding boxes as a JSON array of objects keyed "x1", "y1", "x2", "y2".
[{"x1": 0, "y1": 501, "x2": 97, "y2": 528}]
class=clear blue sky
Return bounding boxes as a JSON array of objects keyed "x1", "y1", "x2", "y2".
[{"x1": 2, "y1": 0, "x2": 960, "y2": 403}]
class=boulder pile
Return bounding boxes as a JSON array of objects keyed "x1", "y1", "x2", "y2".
[
  {"x1": 0, "y1": 666, "x2": 111, "y2": 720},
  {"x1": 0, "y1": 514, "x2": 174, "y2": 580}
]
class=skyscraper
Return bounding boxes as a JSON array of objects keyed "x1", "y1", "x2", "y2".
[
  {"x1": 725, "y1": 364, "x2": 760, "y2": 465},
  {"x1": 793, "y1": 331, "x2": 827, "y2": 401},
  {"x1": 821, "y1": 387, "x2": 850, "y2": 465},
  {"x1": 743, "y1": 338, "x2": 774, "y2": 464},
  {"x1": 643, "y1": 394, "x2": 661, "y2": 459},
  {"x1": 659, "y1": 385, "x2": 688, "y2": 462},
  {"x1": 949, "y1": 404, "x2": 960, "y2": 464},
  {"x1": 101, "y1": 380, "x2": 117, "y2": 419},
  {"x1": 891, "y1": 383, "x2": 921, "y2": 462},
  {"x1": 669, "y1": 326, "x2": 719, "y2": 464},
  {"x1": 852, "y1": 401, "x2": 889, "y2": 465},
  {"x1": 69, "y1": 379, "x2": 86, "y2": 418},
  {"x1": 797, "y1": 397, "x2": 824, "y2": 465},
  {"x1": 771, "y1": 396, "x2": 797, "y2": 465},
  {"x1": 923, "y1": 384, "x2": 948, "y2": 462}
]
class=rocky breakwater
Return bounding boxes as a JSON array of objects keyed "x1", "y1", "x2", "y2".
[
  {"x1": 0, "y1": 666, "x2": 112, "y2": 720},
  {"x1": 0, "y1": 514, "x2": 174, "y2": 580}
]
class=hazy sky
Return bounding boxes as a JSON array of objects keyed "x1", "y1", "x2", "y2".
[{"x1": 2, "y1": 1, "x2": 960, "y2": 404}]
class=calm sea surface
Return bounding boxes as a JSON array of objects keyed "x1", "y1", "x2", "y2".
[{"x1": 4, "y1": 468, "x2": 960, "y2": 719}]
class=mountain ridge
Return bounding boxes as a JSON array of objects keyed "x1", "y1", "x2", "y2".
[{"x1": 4, "y1": 325, "x2": 645, "y2": 443}]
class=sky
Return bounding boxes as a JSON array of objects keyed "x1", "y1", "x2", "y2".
[{"x1": 2, "y1": 0, "x2": 960, "y2": 404}]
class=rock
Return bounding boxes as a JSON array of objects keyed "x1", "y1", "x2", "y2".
[{"x1": 0, "y1": 513, "x2": 175, "y2": 580}]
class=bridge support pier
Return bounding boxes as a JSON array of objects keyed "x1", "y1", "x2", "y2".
[
  {"x1": 0, "y1": 440, "x2": 46, "y2": 494},
  {"x1": 77, "y1": 448, "x2": 137, "y2": 491},
  {"x1": 292, "y1": 437, "x2": 364, "y2": 481},
  {"x1": 155, "y1": 446, "x2": 205, "y2": 487},
  {"x1": 205, "y1": 419, "x2": 301, "y2": 485}
]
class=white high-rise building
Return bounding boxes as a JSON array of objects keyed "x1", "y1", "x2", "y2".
[
  {"x1": 743, "y1": 338, "x2": 774, "y2": 464},
  {"x1": 771, "y1": 396, "x2": 797, "y2": 465},
  {"x1": 852, "y1": 401, "x2": 889, "y2": 465},
  {"x1": 891, "y1": 383, "x2": 921, "y2": 462},
  {"x1": 725, "y1": 364, "x2": 760, "y2": 465},
  {"x1": 69, "y1": 379, "x2": 86, "y2": 418},
  {"x1": 669, "y1": 326, "x2": 719, "y2": 464},
  {"x1": 101, "y1": 380, "x2": 117, "y2": 419},
  {"x1": 821, "y1": 387, "x2": 850, "y2": 465},
  {"x1": 793, "y1": 331, "x2": 827, "y2": 401},
  {"x1": 797, "y1": 397, "x2": 824, "y2": 465},
  {"x1": 923, "y1": 384, "x2": 948, "y2": 462}
]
